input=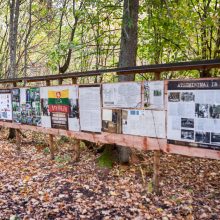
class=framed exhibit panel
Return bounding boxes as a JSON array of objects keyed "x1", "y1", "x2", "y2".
[
  {"x1": 79, "y1": 86, "x2": 101, "y2": 132},
  {"x1": 40, "y1": 85, "x2": 79, "y2": 131},
  {"x1": 12, "y1": 88, "x2": 41, "y2": 125},
  {"x1": 0, "y1": 89, "x2": 12, "y2": 121},
  {"x1": 122, "y1": 109, "x2": 166, "y2": 138},
  {"x1": 167, "y1": 79, "x2": 220, "y2": 150}
]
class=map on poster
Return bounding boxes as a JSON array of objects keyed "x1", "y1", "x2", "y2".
[
  {"x1": 122, "y1": 109, "x2": 166, "y2": 138},
  {"x1": 102, "y1": 82, "x2": 142, "y2": 108},
  {"x1": 0, "y1": 90, "x2": 12, "y2": 121},
  {"x1": 15, "y1": 88, "x2": 41, "y2": 125},
  {"x1": 167, "y1": 79, "x2": 220, "y2": 149},
  {"x1": 79, "y1": 86, "x2": 101, "y2": 132},
  {"x1": 40, "y1": 85, "x2": 79, "y2": 131},
  {"x1": 143, "y1": 81, "x2": 164, "y2": 109}
]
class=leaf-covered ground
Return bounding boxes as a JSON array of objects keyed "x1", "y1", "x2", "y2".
[{"x1": 0, "y1": 130, "x2": 220, "y2": 220}]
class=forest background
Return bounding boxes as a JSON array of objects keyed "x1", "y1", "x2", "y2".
[{"x1": 0, "y1": 0, "x2": 219, "y2": 82}]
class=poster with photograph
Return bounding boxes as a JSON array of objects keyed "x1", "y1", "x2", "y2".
[
  {"x1": 167, "y1": 79, "x2": 220, "y2": 149},
  {"x1": 122, "y1": 109, "x2": 166, "y2": 138},
  {"x1": 0, "y1": 89, "x2": 12, "y2": 121},
  {"x1": 143, "y1": 81, "x2": 164, "y2": 109},
  {"x1": 12, "y1": 88, "x2": 21, "y2": 123},
  {"x1": 17, "y1": 88, "x2": 41, "y2": 126},
  {"x1": 40, "y1": 85, "x2": 79, "y2": 131},
  {"x1": 102, "y1": 82, "x2": 142, "y2": 108},
  {"x1": 79, "y1": 86, "x2": 101, "y2": 132},
  {"x1": 102, "y1": 109, "x2": 122, "y2": 133}
]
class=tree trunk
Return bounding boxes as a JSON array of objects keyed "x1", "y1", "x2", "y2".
[
  {"x1": 117, "y1": 0, "x2": 139, "y2": 163},
  {"x1": 8, "y1": 0, "x2": 20, "y2": 139}
]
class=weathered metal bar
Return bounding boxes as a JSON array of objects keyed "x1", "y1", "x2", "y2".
[{"x1": 0, "y1": 59, "x2": 219, "y2": 84}]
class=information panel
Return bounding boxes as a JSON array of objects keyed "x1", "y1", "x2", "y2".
[
  {"x1": 40, "y1": 85, "x2": 79, "y2": 131},
  {"x1": 79, "y1": 86, "x2": 101, "y2": 132},
  {"x1": 0, "y1": 89, "x2": 12, "y2": 121},
  {"x1": 122, "y1": 109, "x2": 166, "y2": 138},
  {"x1": 167, "y1": 79, "x2": 220, "y2": 149},
  {"x1": 12, "y1": 88, "x2": 41, "y2": 125},
  {"x1": 102, "y1": 82, "x2": 142, "y2": 108}
]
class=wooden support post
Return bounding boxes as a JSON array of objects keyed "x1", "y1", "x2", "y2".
[
  {"x1": 152, "y1": 72, "x2": 161, "y2": 195},
  {"x1": 49, "y1": 134, "x2": 55, "y2": 160},
  {"x1": 45, "y1": 80, "x2": 55, "y2": 160},
  {"x1": 46, "y1": 80, "x2": 50, "y2": 86},
  {"x1": 72, "y1": 77, "x2": 77, "y2": 84},
  {"x1": 72, "y1": 77, "x2": 80, "y2": 161},
  {"x1": 58, "y1": 78, "x2": 63, "y2": 85},
  {"x1": 15, "y1": 129, "x2": 21, "y2": 152}
]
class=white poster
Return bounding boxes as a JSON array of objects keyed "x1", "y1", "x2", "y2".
[
  {"x1": 40, "y1": 85, "x2": 79, "y2": 131},
  {"x1": 0, "y1": 90, "x2": 12, "y2": 121},
  {"x1": 102, "y1": 82, "x2": 142, "y2": 108},
  {"x1": 122, "y1": 109, "x2": 166, "y2": 138},
  {"x1": 143, "y1": 81, "x2": 164, "y2": 109},
  {"x1": 79, "y1": 86, "x2": 101, "y2": 132},
  {"x1": 167, "y1": 80, "x2": 220, "y2": 149}
]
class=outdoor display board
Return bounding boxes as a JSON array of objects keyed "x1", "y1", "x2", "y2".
[
  {"x1": 167, "y1": 79, "x2": 220, "y2": 150},
  {"x1": 102, "y1": 82, "x2": 142, "y2": 108},
  {"x1": 40, "y1": 85, "x2": 79, "y2": 131},
  {"x1": 0, "y1": 89, "x2": 12, "y2": 121},
  {"x1": 122, "y1": 110, "x2": 166, "y2": 138},
  {"x1": 79, "y1": 86, "x2": 101, "y2": 132},
  {"x1": 12, "y1": 88, "x2": 41, "y2": 125}
]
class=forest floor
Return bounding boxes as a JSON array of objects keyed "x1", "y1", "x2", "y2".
[{"x1": 0, "y1": 129, "x2": 220, "y2": 220}]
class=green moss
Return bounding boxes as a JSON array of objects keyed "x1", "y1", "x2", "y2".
[{"x1": 97, "y1": 146, "x2": 115, "y2": 168}]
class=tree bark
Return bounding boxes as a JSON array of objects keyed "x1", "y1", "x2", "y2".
[
  {"x1": 8, "y1": 0, "x2": 20, "y2": 139},
  {"x1": 8, "y1": 0, "x2": 20, "y2": 79},
  {"x1": 117, "y1": 0, "x2": 139, "y2": 163}
]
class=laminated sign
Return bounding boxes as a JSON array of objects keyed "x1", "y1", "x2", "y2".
[
  {"x1": 12, "y1": 88, "x2": 41, "y2": 126},
  {"x1": 0, "y1": 89, "x2": 12, "y2": 121},
  {"x1": 40, "y1": 85, "x2": 79, "y2": 131},
  {"x1": 167, "y1": 79, "x2": 220, "y2": 150}
]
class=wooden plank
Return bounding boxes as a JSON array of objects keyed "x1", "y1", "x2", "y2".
[
  {"x1": 0, "y1": 121, "x2": 219, "y2": 160},
  {"x1": 0, "y1": 59, "x2": 219, "y2": 84}
]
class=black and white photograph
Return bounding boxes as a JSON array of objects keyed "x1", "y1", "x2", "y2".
[
  {"x1": 69, "y1": 99, "x2": 79, "y2": 118},
  {"x1": 41, "y1": 99, "x2": 49, "y2": 116},
  {"x1": 181, "y1": 129, "x2": 194, "y2": 140},
  {"x1": 195, "y1": 104, "x2": 209, "y2": 118},
  {"x1": 181, "y1": 92, "x2": 195, "y2": 102},
  {"x1": 211, "y1": 133, "x2": 220, "y2": 145},
  {"x1": 12, "y1": 89, "x2": 20, "y2": 102},
  {"x1": 195, "y1": 132, "x2": 210, "y2": 144},
  {"x1": 181, "y1": 118, "x2": 194, "y2": 128},
  {"x1": 209, "y1": 105, "x2": 220, "y2": 119},
  {"x1": 168, "y1": 92, "x2": 180, "y2": 102}
]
